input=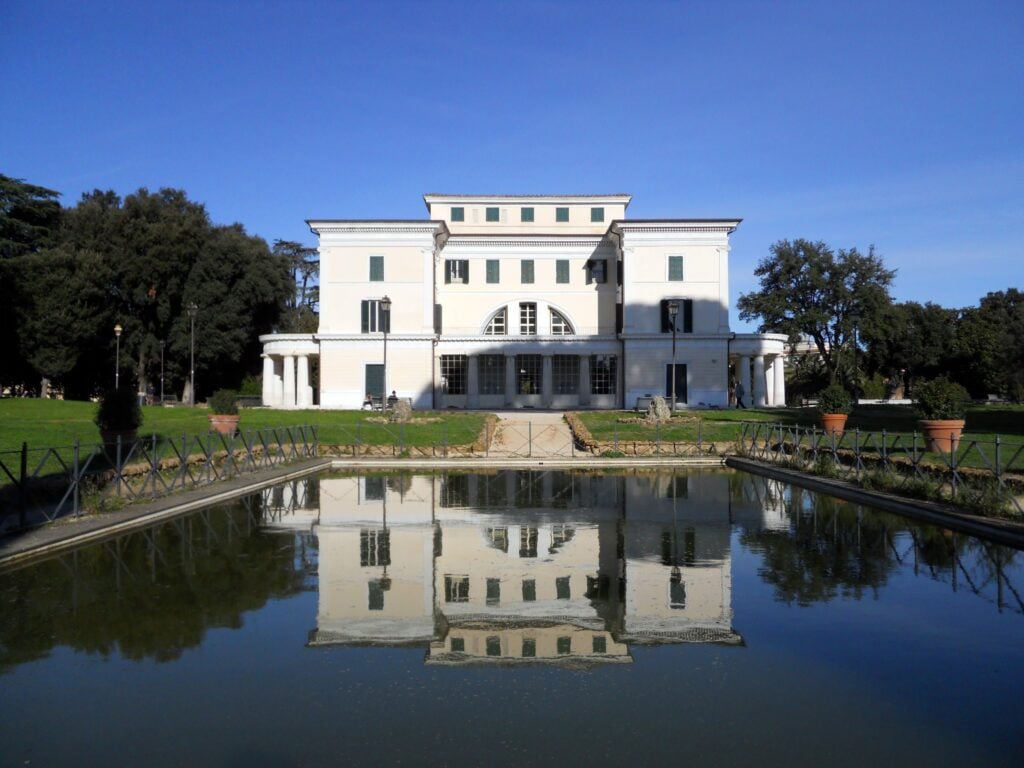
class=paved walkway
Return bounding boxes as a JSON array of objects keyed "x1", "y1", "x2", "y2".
[{"x1": 487, "y1": 411, "x2": 577, "y2": 458}]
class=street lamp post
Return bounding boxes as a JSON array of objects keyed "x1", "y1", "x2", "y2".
[
  {"x1": 187, "y1": 302, "x2": 198, "y2": 406},
  {"x1": 159, "y1": 340, "x2": 165, "y2": 405},
  {"x1": 114, "y1": 323, "x2": 123, "y2": 389},
  {"x1": 667, "y1": 300, "x2": 679, "y2": 412},
  {"x1": 380, "y1": 295, "x2": 392, "y2": 409}
]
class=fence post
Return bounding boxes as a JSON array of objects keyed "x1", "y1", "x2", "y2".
[
  {"x1": 854, "y1": 428, "x2": 861, "y2": 478},
  {"x1": 949, "y1": 432, "x2": 958, "y2": 497},
  {"x1": 698, "y1": 418, "x2": 703, "y2": 450},
  {"x1": 881, "y1": 428, "x2": 888, "y2": 471},
  {"x1": 656, "y1": 422, "x2": 661, "y2": 455},
  {"x1": 443, "y1": 422, "x2": 448, "y2": 458},
  {"x1": 528, "y1": 422, "x2": 532, "y2": 458},
  {"x1": 995, "y1": 435, "x2": 1002, "y2": 484},
  {"x1": 400, "y1": 423, "x2": 406, "y2": 455},
  {"x1": 115, "y1": 434, "x2": 123, "y2": 497},
  {"x1": 614, "y1": 423, "x2": 619, "y2": 453},
  {"x1": 150, "y1": 433, "x2": 158, "y2": 498},
  {"x1": 18, "y1": 441, "x2": 27, "y2": 528},
  {"x1": 313, "y1": 425, "x2": 319, "y2": 457}
]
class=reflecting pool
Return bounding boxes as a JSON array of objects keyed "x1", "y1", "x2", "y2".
[{"x1": 2, "y1": 469, "x2": 1023, "y2": 766}]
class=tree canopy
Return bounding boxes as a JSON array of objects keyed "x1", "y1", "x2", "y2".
[{"x1": 738, "y1": 239, "x2": 896, "y2": 387}]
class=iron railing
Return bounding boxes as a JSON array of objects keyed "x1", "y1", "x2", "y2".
[
  {"x1": 0, "y1": 426, "x2": 318, "y2": 532},
  {"x1": 736, "y1": 421, "x2": 1024, "y2": 515}
]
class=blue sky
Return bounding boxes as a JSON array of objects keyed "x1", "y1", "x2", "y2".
[{"x1": 3, "y1": 0, "x2": 1021, "y2": 330}]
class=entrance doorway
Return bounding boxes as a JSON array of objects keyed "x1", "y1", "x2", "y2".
[{"x1": 665, "y1": 364, "x2": 687, "y2": 407}]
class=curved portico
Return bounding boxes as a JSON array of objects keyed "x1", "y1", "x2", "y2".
[
  {"x1": 730, "y1": 333, "x2": 788, "y2": 407},
  {"x1": 260, "y1": 334, "x2": 319, "y2": 408}
]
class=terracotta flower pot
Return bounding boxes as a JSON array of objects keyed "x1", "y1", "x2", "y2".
[
  {"x1": 208, "y1": 414, "x2": 240, "y2": 437},
  {"x1": 820, "y1": 413, "x2": 848, "y2": 436},
  {"x1": 919, "y1": 419, "x2": 964, "y2": 453}
]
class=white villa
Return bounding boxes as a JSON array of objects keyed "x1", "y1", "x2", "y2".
[{"x1": 259, "y1": 193, "x2": 787, "y2": 410}]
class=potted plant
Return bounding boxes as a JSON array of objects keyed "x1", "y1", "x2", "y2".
[
  {"x1": 207, "y1": 389, "x2": 240, "y2": 436},
  {"x1": 817, "y1": 383, "x2": 852, "y2": 436},
  {"x1": 914, "y1": 376, "x2": 969, "y2": 453},
  {"x1": 95, "y1": 387, "x2": 143, "y2": 451}
]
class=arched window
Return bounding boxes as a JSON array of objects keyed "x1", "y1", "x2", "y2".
[
  {"x1": 484, "y1": 307, "x2": 507, "y2": 335},
  {"x1": 549, "y1": 308, "x2": 575, "y2": 335}
]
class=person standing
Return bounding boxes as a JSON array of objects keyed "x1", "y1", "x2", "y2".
[{"x1": 735, "y1": 381, "x2": 746, "y2": 409}]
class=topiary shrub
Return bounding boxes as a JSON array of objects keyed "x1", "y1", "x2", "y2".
[
  {"x1": 914, "y1": 377, "x2": 970, "y2": 420},
  {"x1": 95, "y1": 387, "x2": 143, "y2": 432},
  {"x1": 817, "y1": 383, "x2": 853, "y2": 415}
]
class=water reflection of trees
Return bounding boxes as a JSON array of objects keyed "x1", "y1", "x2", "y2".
[
  {"x1": 0, "y1": 501, "x2": 315, "y2": 674},
  {"x1": 738, "y1": 477, "x2": 1024, "y2": 613}
]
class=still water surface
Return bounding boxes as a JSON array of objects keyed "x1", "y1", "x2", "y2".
[{"x1": 2, "y1": 469, "x2": 1022, "y2": 766}]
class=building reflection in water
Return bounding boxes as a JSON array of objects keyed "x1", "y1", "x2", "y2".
[{"x1": 260, "y1": 470, "x2": 783, "y2": 666}]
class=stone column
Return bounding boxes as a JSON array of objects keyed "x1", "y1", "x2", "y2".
[
  {"x1": 752, "y1": 355, "x2": 767, "y2": 407},
  {"x1": 579, "y1": 354, "x2": 591, "y2": 406},
  {"x1": 738, "y1": 355, "x2": 751, "y2": 408},
  {"x1": 467, "y1": 355, "x2": 479, "y2": 408},
  {"x1": 262, "y1": 355, "x2": 275, "y2": 407},
  {"x1": 505, "y1": 354, "x2": 516, "y2": 406},
  {"x1": 297, "y1": 355, "x2": 310, "y2": 407},
  {"x1": 765, "y1": 363, "x2": 775, "y2": 406},
  {"x1": 283, "y1": 355, "x2": 296, "y2": 408},
  {"x1": 773, "y1": 355, "x2": 786, "y2": 407},
  {"x1": 542, "y1": 355, "x2": 553, "y2": 406}
]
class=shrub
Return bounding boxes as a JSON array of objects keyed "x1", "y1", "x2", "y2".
[
  {"x1": 860, "y1": 374, "x2": 887, "y2": 400},
  {"x1": 817, "y1": 383, "x2": 853, "y2": 415},
  {"x1": 914, "y1": 377, "x2": 970, "y2": 420},
  {"x1": 95, "y1": 387, "x2": 143, "y2": 432},
  {"x1": 207, "y1": 389, "x2": 239, "y2": 415},
  {"x1": 239, "y1": 374, "x2": 262, "y2": 396}
]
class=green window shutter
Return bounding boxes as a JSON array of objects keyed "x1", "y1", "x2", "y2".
[
  {"x1": 556, "y1": 207, "x2": 569, "y2": 222},
  {"x1": 361, "y1": 300, "x2": 370, "y2": 332},
  {"x1": 486, "y1": 259, "x2": 500, "y2": 283},
  {"x1": 683, "y1": 299, "x2": 693, "y2": 333},
  {"x1": 521, "y1": 207, "x2": 534, "y2": 222},
  {"x1": 521, "y1": 260, "x2": 534, "y2": 283},
  {"x1": 556, "y1": 260, "x2": 569, "y2": 283},
  {"x1": 444, "y1": 261, "x2": 452, "y2": 284},
  {"x1": 451, "y1": 206, "x2": 464, "y2": 222},
  {"x1": 668, "y1": 255, "x2": 683, "y2": 281},
  {"x1": 486, "y1": 207, "x2": 499, "y2": 222},
  {"x1": 590, "y1": 207, "x2": 604, "y2": 222},
  {"x1": 369, "y1": 255, "x2": 384, "y2": 282}
]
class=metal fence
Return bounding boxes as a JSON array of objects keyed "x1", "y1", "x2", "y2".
[
  {"x1": 0, "y1": 426, "x2": 318, "y2": 532},
  {"x1": 737, "y1": 421, "x2": 1024, "y2": 516}
]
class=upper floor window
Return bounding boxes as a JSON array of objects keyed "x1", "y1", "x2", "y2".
[
  {"x1": 668, "y1": 255, "x2": 684, "y2": 281},
  {"x1": 520, "y1": 302, "x2": 537, "y2": 335},
  {"x1": 549, "y1": 308, "x2": 574, "y2": 335},
  {"x1": 555, "y1": 207, "x2": 569, "y2": 222},
  {"x1": 484, "y1": 307, "x2": 507, "y2": 335},
  {"x1": 360, "y1": 299, "x2": 390, "y2": 333},
  {"x1": 556, "y1": 259, "x2": 570, "y2": 284},
  {"x1": 369, "y1": 255, "x2": 384, "y2": 282},
  {"x1": 661, "y1": 298, "x2": 694, "y2": 333},
  {"x1": 591, "y1": 207, "x2": 605, "y2": 222},
  {"x1": 520, "y1": 207, "x2": 534, "y2": 222},
  {"x1": 451, "y1": 206, "x2": 465, "y2": 222},
  {"x1": 486, "y1": 259, "x2": 500, "y2": 284},
  {"x1": 586, "y1": 259, "x2": 607, "y2": 284},
  {"x1": 521, "y1": 259, "x2": 534, "y2": 284},
  {"x1": 445, "y1": 259, "x2": 469, "y2": 284},
  {"x1": 486, "y1": 207, "x2": 500, "y2": 222}
]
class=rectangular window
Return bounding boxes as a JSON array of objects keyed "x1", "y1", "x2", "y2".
[
  {"x1": 586, "y1": 259, "x2": 607, "y2": 284},
  {"x1": 661, "y1": 299, "x2": 694, "y2": 333},
  {"x1": 486, "y1": 526, "x2": 509, "y2": 552},
  {"x1": 519, "y1": 302, "x2": 537, "y2": 335},
  {"x1": 445, "y1": 259, "x2": 469, "y2": 284},
  {"x1": 486, "y1": 578, "x2": 501, "y2": 605},
  {"x1": 557, "y1": 636, "x2": 571, "y2": 655},
  {"x1": 516, "y1": 354, "x2": 542, "y2": 395},
  {"x1": 451, "y1": 637, "x2": 465, "y2": 652},
  {"x1": 444, "y1": 575, "x2": 470, "y2": 603},
  {"x1": 479, "y1": 354, "x2": 505, "y2": 395},
  {"x1": 519, "y1": 526, "x2": 538, "y2": 557},
  {"x1": 369, "y1": 255, "x2": 384, "y2": 282},
  {"x1": 592, "y1": 635, "x2": 607, "y2": 654},
  {"x1": 555, "y1": 206, "x2": 569, "y2": 222},
  {"x1": 440, "y1": 474, "x2": 469, "y2": 507},
  {"x1": 520, "y1": 207, "x2": 534, "y2": 222},
  {"x1": 486, "y1": 259, "x2": 500, "y2": 284},
  {"x1": 486, "y1": 636, "x2": 501, "y2": 656},
  {"x1": 486, "y1": 206, "x2": 500, "y2": 222},
  {"x1": 552, "y1": 355, "x2": 579, "y2": 395},
  {"x1": 520, "y1": 259, "x2": 534, "y2": 284},
  {"x1": 522, "y1": 638, "x2": 536, "y2": 658},
  {"x1": 360, "y1": 299, "x2": 390, "y2": 332},
  {"x1": 450, "y1": 206, "x2": 465, "y2": 222},
  {"x1": 590, "y1": 354, "x2": 618, "y2": 395},
  {"x1": 590, "y1": 207, "x2": 604, "y2": 222},
  {"x1": 359, "y1": 528, "x2": 390, "y2": 567},
  {"x1": 364, "y1": 475, "x2": 384, "y2": 501},
  {"x1": 368, "y1": 581, "x2": 384, "y2": 611},
  {"x1": 668, "y1": 255, "x2": 684, "y2": 281},
  {"x1": 556, "y1": 576, "x2": 571, "y2": 600},
  {"x1": 522, "y1": 579, "x2": 536, "y2": 601},
  {"x1": 440, "y1": 355, "x2": 467, "y2": 395},
  {"x1": 556, "y1": 259, "x2": 569, "y2": 284}
]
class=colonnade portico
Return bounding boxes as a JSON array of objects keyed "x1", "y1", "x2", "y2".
[
  {"x1": 731, "y1": 334, "x2": 789, "y2": 407},
  {"x1": 259, "y1": 335, "x2": 318, "y2": 408}
]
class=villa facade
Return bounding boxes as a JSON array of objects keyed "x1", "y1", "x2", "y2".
[{"x1": 260, "y1": 194, "x2": 787, "y2": 410}]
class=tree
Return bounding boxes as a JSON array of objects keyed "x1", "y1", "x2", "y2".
[
  {"x1": 272, "y1": 239, "x2": 319, "y2": 333},
  {"x1": 738, "y1": 239, "x2": 896, "y2": 386},
  {"x1": 860, "y1": 301, "x2": 958, "y2": 391},
  {"x1": 955, "y1": 289, "x2": 1024, "y2": 399}
]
